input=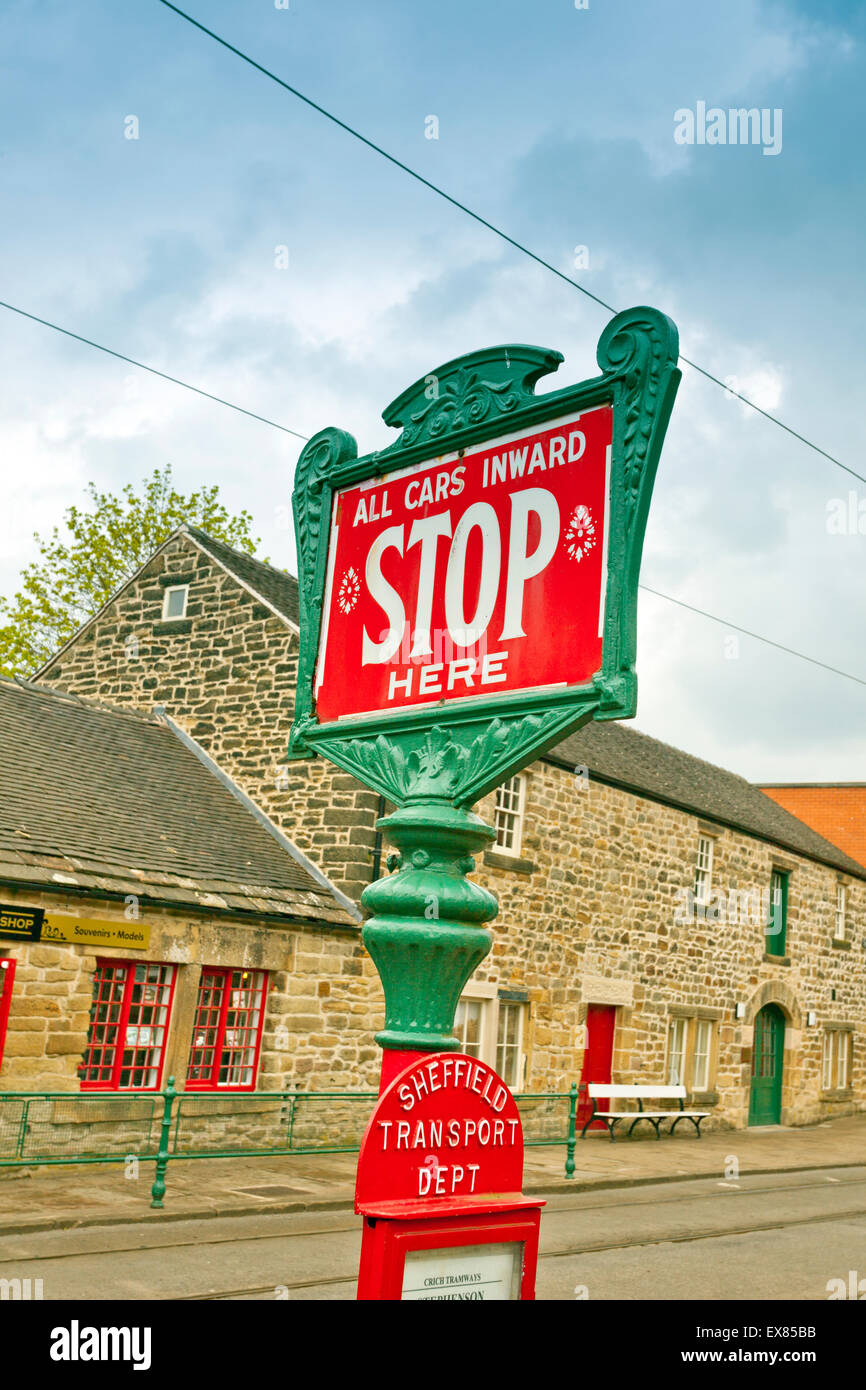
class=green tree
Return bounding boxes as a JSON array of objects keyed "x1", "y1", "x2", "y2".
[{"x1": 0, "y1": 466, "x2": 261, "y2": 676}]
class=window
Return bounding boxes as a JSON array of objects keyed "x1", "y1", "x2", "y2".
[
  {"x1": 186, "y1": 968, "x2": 268, "y2": 1090},
  {"x1": 834, "y1": 884, "x2": 847, "y2": 942},
  {"x1": 454, "y1": 997, "x2": 485, "y2": 1058},
  {"x1": 668, "y1": 1017, "x2": 687, "y2": 1085},
  {"x1": 823, "y1": 1030, "x2": 852, "y2": 1091},
  {"x1": 494, "y1": 775, "x2": 526, "y2": 856},
  {"x1": 454, "y1": 990, "x2": 527, "y2": 1084},
  {"x1": 693, "y1": 1018, "x2": 712, "y2": 1091},
  {"x1": 694, "y1": 835, "x2": 714, "y2": 905},
  {"x1": 80, "y1": 961, "x2": 176, "y2": 1090},
  {"x1": 162, "y1": 585, "x2": 189, "y2": 620},
  {"x1": 668, "y1": 1014, "x2": 717, "y2": 1092},
  {"x1": 496, "y1": 1002, "x2": 525, "y2": 1089},
  {"x1": 766, "y1": 870, "x2": 788, "y2": 955}
]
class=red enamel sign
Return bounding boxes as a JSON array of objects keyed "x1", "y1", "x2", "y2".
[
  {"x1": 355, "y1": 1052, "x2": 524, "y2": 1210},
  {"x1": 315, "y1": 405, "x2": 612, "y2": 723}
]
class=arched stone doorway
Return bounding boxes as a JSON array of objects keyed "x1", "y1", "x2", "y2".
[{"x1": 749, "y1": 1003, "x2": 786, "y2": 1125}]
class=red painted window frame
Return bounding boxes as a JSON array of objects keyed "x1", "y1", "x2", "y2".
[
  {"x1": 80, "y1": 959, "x2": 177, "y2": 1092},
  {"x1": 0, "y1": 957, "x2": 17, "y2": 1070},
  {"x1": 185, "y1": 966, "x2": 269, "y2": 1093}
]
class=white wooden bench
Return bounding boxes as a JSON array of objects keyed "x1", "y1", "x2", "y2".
[{"x1": 580, "y1": 1084, "x2": 711, "y2": 1142}]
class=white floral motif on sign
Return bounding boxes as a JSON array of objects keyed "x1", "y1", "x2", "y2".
[
  {"x1": 338, "y1": 566, "x2": 361, "y2": 613},
  {"x1": 564, "y1": 505, "x2": 596, "y2": 562}
]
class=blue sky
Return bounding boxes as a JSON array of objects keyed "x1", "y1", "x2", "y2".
[{"x1": 1, "y1": 0, "x2": 864, "y2": 780}]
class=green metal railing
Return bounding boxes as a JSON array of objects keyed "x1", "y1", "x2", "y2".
[{"x1": 0, "y1": 1080, "x2": 579, "y2": 1208}]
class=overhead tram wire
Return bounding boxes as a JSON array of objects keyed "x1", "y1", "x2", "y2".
[
  {"x1": 0, "y1": 300, "x2": 308, "y2": 442},
  {"x1": 639, "y1": 586, "x2": 866, "y2": 689},
  {"x1": 154, "y1": 0, "x2": 866, "y2": 489},
  {"x1": 2, "y1": 298, "x2": 862, "y2": 692}
]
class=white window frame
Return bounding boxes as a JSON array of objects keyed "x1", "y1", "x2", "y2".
[
  {"x1": 493, "y1": 774, "x2": 526, "y2": 857},
  {"x1": 162, "y1": 584, "x2": 189, "y2": 620},
  {"x1": 454, "y1": 997, "x2": 487, "y2": 1060},
  {"x1": 822, "y1": 1030, "x2": 834, "y2": 1090},
  {"x1": 823, "y1": 1030, "x2": 852, "y2": 1090},
  {"x1": 455, "y1": 983, "x2": 527, "y2": 1087},
  {"x1": 496, "y1": 1001, "x2": 526, "y2": 1090},
  {"x1": 692, "y1": 1018, "x2": 712, "y2": 1092},
  {"x1": 694, "y1": 835, "x2": 713, "y2": 906},
  {"x1": 455, "y1": 981, "x2": 497, "y2": 1065},
  {"x1": 834, "y1": 883, "x2": 847, "y2": 942},
  {"x1": 667, "y1": 1017, "x2": 687, "y2": 1085},
  {"x1": 839, "y1": 1031, "x2": 851, "y2": 1089}
]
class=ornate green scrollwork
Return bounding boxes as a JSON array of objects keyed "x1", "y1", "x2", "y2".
[{"x1": 381, "y1": 344, "x2": 564, "y2": 454}]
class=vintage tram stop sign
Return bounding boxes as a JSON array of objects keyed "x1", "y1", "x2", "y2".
[{"x1": 288, "y1": 306, "x2": 680, "y2": 1297}]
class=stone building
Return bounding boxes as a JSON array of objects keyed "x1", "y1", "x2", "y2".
[
  {"x1": 29, "y1": 524, "x2": 866, "y2": 1130},
  {"x1": 0, "y1": 676, "x2": 375, "y2": 1099}
]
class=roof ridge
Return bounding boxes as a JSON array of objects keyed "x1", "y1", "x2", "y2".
[
  {"x1": 1, "y1": 673, "x2": 161, "y2": 727},
  {"x1": 760, "y1": 782, "x2": 866, "y2": 789},
  {"x1": 183, "y1": 523, "x2": 296, "y2": 586}
]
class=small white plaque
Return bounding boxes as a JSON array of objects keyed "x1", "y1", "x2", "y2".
[{"x1": 401, "y1": 1241, "x2": 523, "y2": 1301}]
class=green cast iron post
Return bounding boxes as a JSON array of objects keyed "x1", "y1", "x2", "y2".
[
  {"x1": 15, "y1": 1097, "x2": 30, "y2": 1159},
  {"x1": 150, "y1": 1074, "x2": 176, "y2": 1209},
  {"x1": 361, "y1": 800, "x2": 498, "y2": 1051},
  {"x1": 564, "y1": 1082, "x2": 579, "y2": 1179}
]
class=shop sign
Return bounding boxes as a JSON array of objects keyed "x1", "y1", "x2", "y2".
[
  {"x1": 41, "y1": 916, "x2": 151, "y2": 950},
  {"x1": 0, "y1": 904, "x2": 44, "y2": 942}
]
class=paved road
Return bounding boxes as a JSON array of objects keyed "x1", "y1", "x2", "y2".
[{"x1": 2, "y1": 1166, "x2": 864, "y2": 1301}]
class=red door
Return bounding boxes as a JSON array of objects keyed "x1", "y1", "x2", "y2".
[
  {"x1": 0, "y1": 957, "x2": 17, "y2": 1071},
  {"x1": 576, "y1": 1004, "x2": 617, "y2": 1130}
]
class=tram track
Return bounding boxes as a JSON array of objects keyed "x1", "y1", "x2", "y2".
[
  {"x1": 7, "y1": 1171, "x2": 865, "y2": 1265},
  {"x1": 173, "y1": 1201, "x2": 866, "y2": 1300}
]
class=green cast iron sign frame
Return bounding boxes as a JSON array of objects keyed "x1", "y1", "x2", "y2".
[
  {"x1": 289, "y1": 306, "x2": 679, "y2": 809},
  {"x1": 287, "y1": 306, "x2": 680, "y2": 1054}
]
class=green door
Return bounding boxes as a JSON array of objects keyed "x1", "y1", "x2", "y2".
[{"x1": 749, "y1": 1004, "x2": 785, "y2": 1125}]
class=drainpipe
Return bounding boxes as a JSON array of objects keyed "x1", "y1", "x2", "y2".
[{"x1": 370, "y1": 794, "x2": 387, "y2": 882}]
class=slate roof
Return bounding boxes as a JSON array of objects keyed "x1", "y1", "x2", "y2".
[
  {"x1": 551, "y1": 720, "x2": 866, "y2": 879},
  {"x1": 184, "y1": 525, "x2": 300, "y2": 627},
  {"x1": 0, "y1": 677, "x2": 355, "y2": 924}
]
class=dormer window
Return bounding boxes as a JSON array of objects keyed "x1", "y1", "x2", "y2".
[{"x1": 162, "y1": 585, "x2": 189, "y2": 620}]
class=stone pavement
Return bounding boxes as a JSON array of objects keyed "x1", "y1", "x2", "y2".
[{"x1": 1, "y1": 1112, "x2": 863, "y2": 1236}]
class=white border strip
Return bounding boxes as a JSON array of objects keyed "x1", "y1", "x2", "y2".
[
  {"x1": 599, "y1": 442, "x2": 611, "y2": 639},
  {"x1": 315, "y1": 495, "x2": 340, "y2": 695}
]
